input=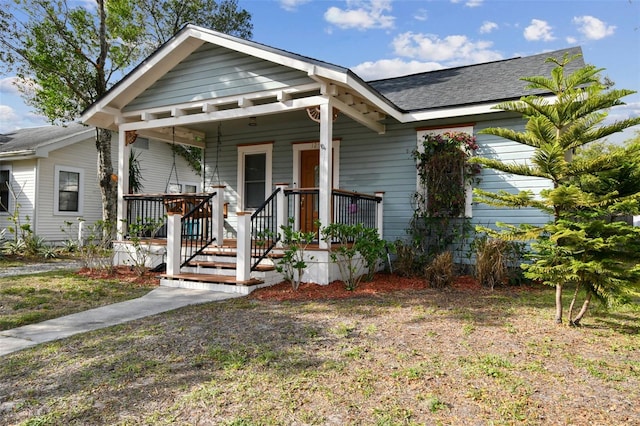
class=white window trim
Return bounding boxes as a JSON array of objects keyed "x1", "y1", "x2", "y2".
[
  {"x1": 416, "y1": 125, "x2": 474, "y2": 218},
  {"x1": 0, "y1": 164, "x2": 11, "y2": 214},
  {"x1": 237, "y1": 143, "x2": 273, "y2": 211},
  {"x1": 292, "y1": 140, "x2": 340, "y2": 188},
  {"x1": 54, "y1": 165, "x2": 84, "y2": 215}
]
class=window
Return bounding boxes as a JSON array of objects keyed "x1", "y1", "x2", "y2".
[
  {"x1": 183, "y1": 182, "x2": 199, "y2": 193},
  {"x1": 54, "y1": 165, "x2": 84, "y2": 215},
  {"x1": 0, "y1": 168, "x2": 9, "y2": 213},
  {"x1": 415, "y1": 126, "x2": 475, "y2": 217},
  {"x1": 237, "y1": 143, "x2": 272, "y2": 210}
]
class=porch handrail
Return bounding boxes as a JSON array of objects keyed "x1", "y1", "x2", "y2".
[
  {"x1": 250, "y1": 187, "x2": 281, "y2": 270},
  {"x1": 180, "y1": 192, "x2": 217, "y2": 267},
  {"x1": 283, "y1": 187, "x2": 382, "y2": 233}
]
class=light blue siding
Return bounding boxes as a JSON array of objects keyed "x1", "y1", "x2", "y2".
[
  {"x1": 201, "y1": 112, "x2": 551, "y2": 245},
  {"x1": 125, "y1": 44, "x2": 314, "y2": 111}
]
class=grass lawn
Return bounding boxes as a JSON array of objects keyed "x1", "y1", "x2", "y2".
[
  {"x1": 0, "y1": 265, "x2": 158, "y2": 331},
  {"x1": 0, "y1": 272, "x2": 638, "y2": 425}
]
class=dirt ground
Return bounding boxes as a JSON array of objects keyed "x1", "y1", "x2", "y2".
[{"x1": 2, "y1": 268, "x2": 637, "y2": 425}]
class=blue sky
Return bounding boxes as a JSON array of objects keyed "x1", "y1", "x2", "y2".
[{"x1": 1, "y1": 0, "x2": 639, "y2": 141}]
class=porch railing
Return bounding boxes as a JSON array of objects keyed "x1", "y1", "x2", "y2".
[
  {"x1": 123, "y1": 193, "x2": 215, "y2": 239},
  {"x1": 283, "y1": 188, "x2": 382, "y2": 239},
  {"x1": 250, "y1": 187, "x2": 281, "y2": 270},
  {"x1": 179, "y1": 192, "x2": 217, "y2": 267},
  {"x1": 124, "y1": 194, "x2": 168, "y2": 238}
]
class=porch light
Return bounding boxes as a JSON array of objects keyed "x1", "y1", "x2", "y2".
[{"x1": 248, "y1": 117, "x2": 257, "y2": 126}]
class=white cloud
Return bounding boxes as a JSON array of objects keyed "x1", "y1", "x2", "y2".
[
  {"x1": 351, "y1": 58, "x2": 444, "y2": 80},
  {"x1": 479, "y1": 21, "x2": 498, "y2": 34},
  {"x1": 465, "y1": 0, "x2": 483, "y2": 7},
  {"x1": 279, "y1": 0, "x2": 311, "y2": 12},
  {"x1": 451, "y1": 0, "x2": 483, "y2": 6},
  {"x1": 573, "y1": 15, "x2": 616, "y2": 40},
  {"x1": 324, "y1": 0, "x2": 395, "y2": 30},
  {"x1": 524, "y1": 19, "x2": 555, "y2": 42},
  {"x1": 391, "y1": 32, "x2": 502, "y2": 65},
  {"x1": 566, "y1": 36, "x2": 577, "y2": 44},
  {"x1": 0, "y1": 77, "x2": 20, "y2": 95},
  {"x1": 414, "y1": 8, "x2": 428, "y2": 22},
  {"x1": 0, "y1": 105, "x2": 20, "y2": 133}
]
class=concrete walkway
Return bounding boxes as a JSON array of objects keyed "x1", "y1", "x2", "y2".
[{"x1": 0, "y1": 287, "x2": 241, "y2": 356}]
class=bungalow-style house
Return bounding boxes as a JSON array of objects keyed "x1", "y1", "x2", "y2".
[
  {"x1": 81, "y1": 24, "x2": 584, "y2": 292},
  {"x1": 0, "y1": 123, "x2": 201, "y2": 249}
]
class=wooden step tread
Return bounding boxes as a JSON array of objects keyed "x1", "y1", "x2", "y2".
[
  {"x1": 201, "y1": 249, "x2": 285, "y2": 259},
  {"x1": 160, "y1": 273, "x2": 263, "y2": 286},
  {"x1": 186, "y1": 261, "x2": 275, "y2": 272}
]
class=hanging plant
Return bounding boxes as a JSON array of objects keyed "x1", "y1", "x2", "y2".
[
  {"x1": 412, "y1": 132, "x2": 481, "y2": 217},
  {"x1": 128, "y1": 149, "x2": 145, "y2": 194}
]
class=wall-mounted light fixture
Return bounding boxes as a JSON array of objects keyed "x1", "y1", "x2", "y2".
[{"x1": 248, "y1": 117, "x2": 257, "y2": 126}]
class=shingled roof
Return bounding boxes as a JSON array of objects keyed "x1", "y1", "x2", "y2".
[
  {"x1": 0, "y1": 123, "x2": 92, "y2": 155},
  {"x1": 368, "y1": 47, "x2": 584, "y2": 113}
]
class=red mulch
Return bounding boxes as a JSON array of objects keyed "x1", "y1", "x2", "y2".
[
  {"x1": 76, "y1": 266, "x2": 160, "y2": 287},
  {"x1": 249, "y1": 273, "x2": 483, "y2": 301}
]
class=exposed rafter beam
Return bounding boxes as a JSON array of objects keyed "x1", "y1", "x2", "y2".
[
  {"x1": 135, "y1": 127, "x2": 206, "y2": 148},
  {"x1": 331, "y1": 98, "x2": 385, "y2": 134},
  {"x1": 120, "y1": 96, "x2": 327, "y2": 132}
]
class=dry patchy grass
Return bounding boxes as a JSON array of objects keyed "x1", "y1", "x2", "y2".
[
  {"x1": 0, "y1": 267, "x2": 158, "y2": 331},
  {"x1": 0, "y1": 273, "x2": 638, "y2": 425}
]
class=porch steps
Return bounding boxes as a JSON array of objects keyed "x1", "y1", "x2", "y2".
[
  {"x1": 185, "y1": 260, "x2": 276, "y2": 272},
  {"x1": 201, "y1": 247, "x2": 285, "y2": 260},
  {"x1": 159, "y1": 241, "x2": 285, "y2": 294},
  {"x1": 160, "y1": 272, "x2": 273, "y2": 295}
]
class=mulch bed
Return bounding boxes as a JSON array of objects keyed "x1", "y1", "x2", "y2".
[
  {"x1": 249, "y1": 272, "x2": 484, "y2": 301},
  {"x1": 76, "y1": 265, "x2": 161, "y2": 287},
  {"x1": 76, "y1": 266, "x2": 518, "y2": 301}
]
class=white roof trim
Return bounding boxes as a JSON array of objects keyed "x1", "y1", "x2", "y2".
[{"x1": 81, "y1": 24, "x2": 397, "y2": 130}]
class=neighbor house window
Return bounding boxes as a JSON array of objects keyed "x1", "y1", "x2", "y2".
[
  {"x1": 183, "y1": 182, "x2": 199, "y2": 193},
  {"x1": 237, "y1": 143, "x2": 272, "y2": 210},
  {"x1": 54, "y1": 165, "x2": 84, "y2": 215},
  {"x1": 0, "y1": 168, "x2": 10, "y2": 213}
]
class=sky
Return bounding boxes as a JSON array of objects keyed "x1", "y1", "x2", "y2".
[{"x1": 1, "y1": 0, "x2": 639, "y2": 141}]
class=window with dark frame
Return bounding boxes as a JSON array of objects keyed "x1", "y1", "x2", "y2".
[
  {"x1": 0, "y1": 170, "x2": 9, "y2": 212},
  {"x1": 58, "y1": 170, "x2": 80, "y2": 212}
]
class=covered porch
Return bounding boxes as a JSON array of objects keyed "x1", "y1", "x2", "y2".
[{"x1": 81, "y1": 26, "x2": 395, "y2": 290}]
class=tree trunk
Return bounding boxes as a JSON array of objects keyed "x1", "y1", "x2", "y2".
[
  {"x1": 95, "y1": 127, "x2": 117, "y2": 234},
  {"x1": 572, "y1": 292, "x2": 592, "y2": 326},
  {"x1": 567, "y1": 283, "x2": 581, "y2": 326},
  {"x1": 555, "y1": 283, "x2": 563, "y2": 324}
]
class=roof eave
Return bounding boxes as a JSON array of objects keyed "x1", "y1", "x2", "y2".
[{"x1": 0, "y1": 150, "x2": 37, "y2": 160}]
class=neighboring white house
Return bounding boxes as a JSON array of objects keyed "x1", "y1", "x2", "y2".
[{"x1": 0, "y1": 123, "x2": 201, "y2": 245}]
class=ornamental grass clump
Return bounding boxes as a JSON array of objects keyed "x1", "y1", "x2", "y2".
[{"x1": 425, "y1": 251, "x2": 455, "y2": 288}]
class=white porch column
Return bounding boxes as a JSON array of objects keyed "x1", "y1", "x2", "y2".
[
  {"x1": 375, "y1": 191, "x2": 385, "y2": 238},
  {"x1": 236, "y1": 212, "x2": 252, "y2": 282},
  {"x1": 318, "y1": 102, "x2": 333, "y2": 249},
  {"x1": 209, "y1": 185, "x2": 226, "y2": 245},
  {"x1": 166, "y1": 212, "x2": 182, "y2": 276},
  {"x1": 117, "y1": 128, "x2": 131, "y2": 238},
  {"x1": 275, "y1": 183, "x2": 289, "y2": 246}
]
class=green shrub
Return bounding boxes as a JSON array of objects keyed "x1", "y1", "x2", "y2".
[{"x1": 321, "y1": 222, "x2": 386, "y2": 290}]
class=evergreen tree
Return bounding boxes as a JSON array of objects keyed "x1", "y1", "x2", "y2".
[{"x1": 472, "y1": 53, "x2": 640, "y2": 325}]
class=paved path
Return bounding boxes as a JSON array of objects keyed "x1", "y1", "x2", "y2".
[{"x1": 0, "y1": 264, "x2": 241, "y2": 356}]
